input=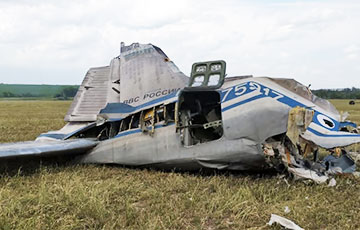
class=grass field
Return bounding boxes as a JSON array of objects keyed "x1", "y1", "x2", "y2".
[{"x1": 0, "y1": 100, "x2": 360, "y2": 230}]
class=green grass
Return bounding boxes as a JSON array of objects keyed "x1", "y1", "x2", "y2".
[
  {"x1": 0, "y1": 101, "x2": 68, "y2": 143},
  {"x1": 330, "y1": 99, "x2": 360, "y2": 124},
  {"x1": 0, "y1": 100, "x2": 360, "y2": 230}
]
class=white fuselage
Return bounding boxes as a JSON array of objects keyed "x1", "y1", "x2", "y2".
[{"x1": 78, "y1": 76, "x2": 348, "y2": 170}]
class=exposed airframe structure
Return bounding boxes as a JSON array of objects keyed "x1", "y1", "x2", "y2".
[{"x1": 1, "y1": 42, "x2": 360, "y2": 183}]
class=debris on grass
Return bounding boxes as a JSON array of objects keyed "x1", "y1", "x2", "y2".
[
  {"x1": 284, "y1": 206, "x2": 291, "y2": 214},
  {"x1": 268, "y1": 214, "x2": 304, "y2": 230},
  {"x1": 328, "y1": 178, "x2": 337, "y2": 187}
]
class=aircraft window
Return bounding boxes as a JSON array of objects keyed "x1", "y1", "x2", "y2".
[
  {"x1": 141, "y1": 106, "x2": 168, "y2": 125},
  {"x1": 208, "y1": 74, "x2": 220, "y2": 86},
  {"x1": 210, "y1": 64, "x2": 222, "y2": 72},
  {"x1": 140, "y1": 108, "x2": 155, "y2": 135},
  {"x1": 119, "y1": 120, "x2": 125, "y2": 131},
  {"x1": 108, "y1": 122, "x2": 120, "y2": 138},
  {"x1": 97, "y1": 125, "x2": 109, "y2": 140},
  {"x1": 118, "y1": 113, "x2": 141, "y2": 133},
  {"x1": 195, "y1": 65, "x2": 207, "y2": 73},
  {"x1": 164, "y1": 103, "x2": 175, "y2": 124},
  {"x1": 69, "y1": 119, "x2": 122, "y2": 141},
  {"x1": 73, "y1": 106, "x2": 169, "y2": 139},
  {"x1": 113, "y1": 103, "x2": 177, "y2": 136},
  {"x1": 141, "y1": 108, "x2": 152, "y2": 126},
  {"x1": 119, "y1": 117, "x2": 131, "y2": 131},
  {"x1": 130, "y1": 113, "x2": 140, "y2": 129},
  {"x1": 192, "y1": 75, "x2": 204, "y2": 87},
  {"x1": 155, "y1": 106, "x2": 165, "y2": 123}
]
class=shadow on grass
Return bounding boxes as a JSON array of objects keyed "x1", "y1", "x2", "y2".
[
  {"x1": 0, "y1": 155, "x2": 79, "y2": 176},
  {"x1": 0, "y1": 155, "x2": 283, "y2": 181},
  {"x1": 104, "y1": 162, "x2": 282, "y2": 181}
]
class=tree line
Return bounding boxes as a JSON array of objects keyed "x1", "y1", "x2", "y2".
[
  {"x1": 1, "y1": 85, "x2": 359, "y2": 100},
  {"x1": 1, "y1": 86, "x2": 78, "y2": 99},
  {"x1": 312, "y1": 87, "x2": 360, "y2": 99}
]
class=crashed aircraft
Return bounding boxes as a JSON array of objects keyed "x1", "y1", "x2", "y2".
[{"x1": 1, "y1": 42, "x2": 360, "y2": 183}]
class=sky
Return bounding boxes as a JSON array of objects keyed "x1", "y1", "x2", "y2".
[{"x1": 0, "y1": 0, "x2": 359, "y2": 89}]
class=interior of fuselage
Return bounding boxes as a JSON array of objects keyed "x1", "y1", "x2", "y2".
[
  {"x1": 69, "y1": 103, "x2": 177, "y2": 140},
  {"x1": 177, "y1": 90, "x2": 223, "y2": 146},
  {"x1": 67, "y1": 89, "x2": 224, "y2": 147}
]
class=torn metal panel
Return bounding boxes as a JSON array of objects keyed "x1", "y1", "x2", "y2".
[
  {"x1": 322, "y1": 154, "x2": 356, "y2": 174},
  {"x1": 287, "y1": 167, "x2": 328, "y2": 184},
  {"x1": 36, "y1": 122, "x2": 92, "y2": 141},
  {"x1": 301, "y1": 123, "x2": 360, "y2": 148},
  {"x1": 286, "y1": 106, "x2": 314, "y2": 146},
  {"x1": 263, "y1": 105, "x2": 358, "y2": 183}
]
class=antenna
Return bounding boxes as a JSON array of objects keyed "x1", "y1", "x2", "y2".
[{"x1": 120, "y1": 42, "x2": 125, "y2": 54}]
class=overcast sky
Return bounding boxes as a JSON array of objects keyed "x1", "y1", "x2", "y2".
[{"x1": 0, "y1": 0, "x2": 359, "y2": 89}]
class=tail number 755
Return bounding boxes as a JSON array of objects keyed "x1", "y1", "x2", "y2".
[{"x1": 221, "y1": 82, "x2": 284, "y2": 102}]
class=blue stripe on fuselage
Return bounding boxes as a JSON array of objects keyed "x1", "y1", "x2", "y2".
[
  {"x1": 220, "y1": 81, "x2": 307, "y2": 111},
  {"x1": 218, "y1": 81, "x2": 359, "y2": 138},
  {"x1": 100, "y1": 92, "x2": 179, "y2": 114},
  {"x1": 306, "y1": 127, "x2": 360, "y2": 138},
  {"x1": 109, "y1": 80, "x2": 357, "y2": 140},
  {"x1": 114, "y1": 123, "x2": 175, "y2": 138}
]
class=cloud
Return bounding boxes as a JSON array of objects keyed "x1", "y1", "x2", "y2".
[{"x1": 0, "y1": 0, "x2": 359, "y2": 88}]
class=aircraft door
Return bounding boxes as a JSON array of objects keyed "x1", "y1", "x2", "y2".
[{"x1": 177, "y1": 90, "x2": 223, "y2": 146}]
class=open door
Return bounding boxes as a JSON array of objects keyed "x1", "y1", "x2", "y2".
[
  {"x1": 176, "y1": 60, "x2": 226, "y2": 146},
  {"x1": 177, "y1": 90, "x2": 223, "y2": 146}
]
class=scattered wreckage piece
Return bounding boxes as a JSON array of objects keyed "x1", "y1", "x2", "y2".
[
  {"x1": 267, "y1": 214, "x2": 304, "y2": 230},
  {"x1": 0, "y1": 42, "x2": 360, "y2": 184},
  {"x1": 349, "y1": 100, "x2": 360, "y2": 105}
]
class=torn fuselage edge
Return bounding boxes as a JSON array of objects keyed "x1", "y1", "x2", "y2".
[{"x1": 263, "y1": 106, "x2": 360, "y2": 183}]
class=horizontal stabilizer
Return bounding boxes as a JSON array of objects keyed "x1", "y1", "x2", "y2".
[
  {"x1": 0, "y1": 139, "x2": 98, "y2": 159},
  {"x1": 65, "y1": 66, "x2": 111, "y2": 122}
]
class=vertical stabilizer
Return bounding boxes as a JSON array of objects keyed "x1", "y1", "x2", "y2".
[
  {"x1": 118, "y1": 43, "x2": 188, "y2": 106},
  {"x1": 65, "y1": 42, "x2": 189, "y2": 122}
]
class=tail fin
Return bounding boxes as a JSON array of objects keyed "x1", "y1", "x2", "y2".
[{"x1": 65, "y1": 43, "x2": 188, "y2": 122}]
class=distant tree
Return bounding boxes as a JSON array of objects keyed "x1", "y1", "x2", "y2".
[
  {"x1": 55, "y1": 86, "x2": 78, "y2": 99},
  {"x1": 21, "y1": 92, "x2": 35, "y2": 97},
  {"x1": 63, "y1": 86, "x2": 78, "y2": 97},
  {"x1": 312, "y1": 87, "x2": 360, "y2": 99},
  {"x1": 2, "y1": 91, "x2": 16, "y2": 97}
]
